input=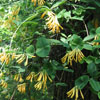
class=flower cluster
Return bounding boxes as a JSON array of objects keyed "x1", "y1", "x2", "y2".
[
  {"x1": 67, "y1": 86, "x2": 84, "y2": 100},
  {"x1": 41, "y1": 11, "x2": 63, "y2": 33},
  {"x1": 31, "y1": 0, "x2": 45, "y2": 6},
  {"x1": 34, "y1": 70, "x2": 52, "y2": 91},
  {"x1": 14, "y1": 74, "x2": 24, "y2": 82},
  {"x1": 61, "y1": 48, "x2": 84, "y2": 66},
  {"x1": 17, "y1": 83, "x2": 26, "y2": 93},
  {"x1": 0, "y1": 53, "x2": 10, "y2": 64},
  {"x1": 0, "y1": 80, "x2": 8, "y2": 88},
  {"x1": 26, "y1": 72, "x2": 36, "y2": 82}
]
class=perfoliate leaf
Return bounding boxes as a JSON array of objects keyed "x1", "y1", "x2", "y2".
[{"x1": 36, "y1": 37, "x2": 51, "y2": 57}]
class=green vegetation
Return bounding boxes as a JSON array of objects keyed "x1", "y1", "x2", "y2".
[{"x1": 0, "y1": 0, "x2": 100, "y2": 100}]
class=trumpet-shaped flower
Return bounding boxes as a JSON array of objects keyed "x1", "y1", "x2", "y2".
[
  {"x1": 26, "y1": 72, "x2": 35, "y2": 82},
  {"x1": 31, "y1": 0, "x2": 45, "y2": 6},
  {"x1": 34, "y1": 70, "x2": 52, "y2": 91},
  {"x1": 67, "y1": 86, "x2": 84, "y2": 100},
  {"x1": 0, "y1": 80, "x2": 8, "y2": 88},
  {"x1": 41, "y1": 11, "x2": 63, "y2": 33},
  {"x1": 14, "y1": 74, "x2": 23, "y2": 82},
  {"x1": 17, "y1": 83, "x2": 26, "y2": 93},
  {"x1": 61, "y1": 48, "x2": 84, "y2": 66},
  {"x1": 0, "y1": 52, "x2": 10, "y2": 64}
]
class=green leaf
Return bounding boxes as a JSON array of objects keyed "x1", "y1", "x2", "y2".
[
  {"x1": 84, "y1": 56, "x2": 96, "y2": 64},
  {"x1": 83, "y1": 44, "x2": 93, "y2": 50},
  {"x1": 96, "y1": 27, "x2": 100, "y2": 34},
  {"x1": 87, "y1": 63, "x2": 98, "y2": 77},
  {"x1": 57, "y1": 9, "x2": 66, "y2": 18},
  {"x1": 51, "y1": 0, "x2": 66, "y2": 9},
  {"x1": 83, "y1": 35, "x2": 94, "y2": 42},
  {"x1": 70, "y1": 34, "x2": 83, "y2": 49},
  {"x1": 71, "y1": 16, "x2": 84, "y2": 21},
  {"x1": 98, "y1": 92, "x2": 100, "y2": 99},
  {"x1": 36, "y1": 37, "x2": 51, "y2": 57},
  {"x1": 56, "y1": 82, "x2": 67, "y2": 87},
  {"x1": 95, "y1": 59, "x2": 100, "y2": 64},
  {"x1": 25, "y1": 45, "x2": 35, "y2": 54},
  {"x1": 48, "y1": 39, "x2": 61, "y2": 45},
  {"x1": 89, "y1": 78, "x2": 100, "y2": 92},
  {"x1": 63, "y1": 67, "x2": 74, "y2": 73},
  {"x1": 75, "y1": 75, "x2": 89, "y2": 89}
]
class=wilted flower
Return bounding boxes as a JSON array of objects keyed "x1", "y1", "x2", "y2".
[
  {"x1": 0, "y1": 80, "x2": 8, "y2": 88},
  {"x1": 67, "y1": 86, "x2": 84, "y2": 100},
  {"x1": 17, "y1": 83, "x2": 26, "y2": 93},
  {"x1": 61, "y1": 48, "x2": 84, "y2": 66},
  {"x1": 41, "y1": 11, "x2": 63, "y2": 33}
]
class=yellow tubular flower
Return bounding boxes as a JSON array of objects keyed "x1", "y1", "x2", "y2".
[
  {"x1": 17, "y1": 83, "x2": 26, "y2": 93},
  {"x1": 41, "y1": 11, "x2": 63, "y2": 33},
  {"x1": 12, "y1": 53, "x2": 16, "y2": 60},
  {"x1": 5, "y1": 55, "x2": 10, "y2": 65},
  {"x1": 61, "y1": 48, "x2": 84, "y2": 66},
  {"x1": 67, "y1": 86, "x2": 84, "y2": 100},
  {"x1": 26, "y1": 72, "x2": 35, "y2": 82},
  {"x1": 14, "y1": 74, "x2": 23, "y2": 82},
  {"x1": 31, "y1": 0, "x2": 45, "y2": 6},
  {"x1": 0, "y1": 80, "x2": 8, "y2": 88},
  {"x1": 34, "y1": 71, "x2": 52, "y2": 91},
  {"x1": 16, "y1": 54, "x2": 25, "y2": 64},
  {"x1": 80, "y1": 89, "x2": 84, "y2": 99},
  {"x1": 24, "y1": 56, "x2": 28, "y2": 66},
  {"x1": 34, "y1": 81, "x2": 43, "y2": 90}
]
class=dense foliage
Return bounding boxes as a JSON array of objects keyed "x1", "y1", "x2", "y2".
[{"x1": 0, "y1": 0, "x2": 100, "y2": 100}]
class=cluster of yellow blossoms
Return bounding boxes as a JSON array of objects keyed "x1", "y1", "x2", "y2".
[
  {"x1": 61, "y1": 48, "x2": 84, "y2": 66},
  {"x1": 17, "y1": 83, "x2": 26, "y2": 93},
  {"x1": 0, "y1": 51, "x2": 35, "y2": 66},
  {"x1": 41, "y1": 11, "x2": 63, "y2": 33},
  {"x1": 16, "y1": 71, "x2": 52, "y2": 93},
  {"x1": 34, "y1": 71, "x2": 52, "y2": 91},
  {"x1": 67, "y1": 86, "x2": 84, "y2": 100},
  {"x1": 31, "y1": 0, "x2": 45, "y2": 6},
  {"x1": 0, "y1": 80, "x2": 8, "y2": 88},
  {"x1": 0, "y1": 53, "x2": 10, "y2": 65},
  {"x1": 26, "y1": 72, "x2": 36, "y2": 82},
  {"x1": 14, "y1": 74, "x2": 24, "y2": 82}
]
